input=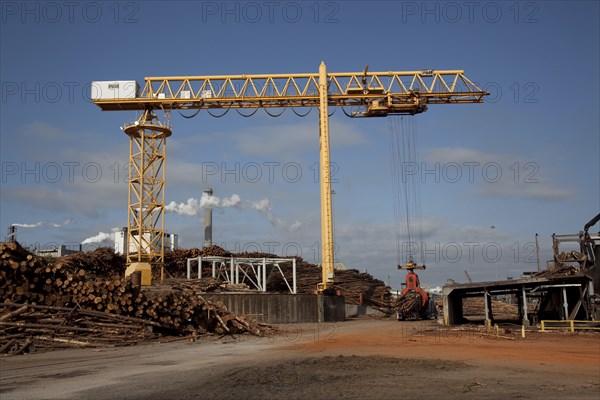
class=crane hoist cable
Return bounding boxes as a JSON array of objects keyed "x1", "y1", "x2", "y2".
[
  {"x1": 177, "y1": 108, "x2": 202, "y2": 119},
  {"x1": 207, "y1": 107, "x2": 231, "y2": 118},
  {"x1": 388, "y1": 115, "x2": 424, "y2": 265},
  {"x1": 264, "y1": 107, "x2": 287, "y2": 117},
  {"x1": 340, "y1": 104, "x2": 365, "y2": 118},
  {"x1": 236, "y1": 108, "x2": 260, "y2": 117},
  {"x1": 291, "y1": 107, "x2": 312, "y2": 117}
]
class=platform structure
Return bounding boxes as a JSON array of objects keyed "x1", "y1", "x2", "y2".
[
  {"x1": 442, "y1": 274, "x2": 593, "y2": 326},
  {"x1": 186, "y1": 256, "x2": 297, "y2": 294}
]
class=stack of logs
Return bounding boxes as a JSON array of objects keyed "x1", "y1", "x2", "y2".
[
  {"x1": 533, "y1": 264, "x2": 579, "y2": 279},
  {"x1": 462, "y1": 297, "x2": 519, "y2": 319},
  {"x1": 292, "y1": 265, "x2": 391, "y2": 309},
  {"x1": 262, "y1": 258, "x2": 391, "y2": 309},
  {"x1": 0, "y1": 242, "x2": 273, "y2": 355},
  {"x1": 393, "y1": 291, "x2": 422, "y2": 314}
]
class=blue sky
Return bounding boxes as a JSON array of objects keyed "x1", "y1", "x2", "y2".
[{"x1": 1, "y1": 1, "x2": 599, "y2": 289}]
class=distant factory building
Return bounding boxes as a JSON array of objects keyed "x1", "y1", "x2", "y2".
[
  {"x1": 114, "y1": 227, "x2": 178, "y2": 255},
  {"x1": 35, "y1": 244, "x2": 82, "y2": 258}
]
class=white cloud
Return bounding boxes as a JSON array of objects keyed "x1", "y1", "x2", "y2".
[
  {"x1": 424, "y1": 147, "x2": 497, "y2": 164},
  {"x1": 423, "y1": 146, "x2": 572, "y2": 200},
  {"x1": 474, "y1": 182, "x2": 570, "y2": 200},
  {"x1": 20, "y1": 121, "x2": 69, "y2": 140},
  {"x1": 232, "y1": 120, "x2": 367, "y2": 157}
]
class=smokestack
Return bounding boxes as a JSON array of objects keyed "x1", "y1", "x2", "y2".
[
  {"x1": 8, "y1": 225, "x2": 16, "y2": 242},
  {"x1": 203, "y1": 188, "x2": 213, "y2": 248}
]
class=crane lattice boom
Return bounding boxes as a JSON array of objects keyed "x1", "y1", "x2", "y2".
[{"x1": 95, "y1": 68, "x2": 486, "y2": 115}]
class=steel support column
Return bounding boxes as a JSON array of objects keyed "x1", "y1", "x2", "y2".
[
  {"x1": 484, "y1": 290, "x2": 493, "y2": 326},
  {"x1": 317, "y1": 61, "x2": 334, "y2": 293},
  {"x1": 561, "y1": 287, "x2": 569, "y2": 320},
  {"x1": 262, "y1": 258, "x2": 267, "y2": 292},
  {"x1": 521, "y1": 285, "x2": 530, "y2": 326}
]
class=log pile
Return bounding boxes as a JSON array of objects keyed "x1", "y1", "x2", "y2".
[
  {"x1": 167, "y1": 277, "x2": 229, "y2": 293},
  {"x1": 267, "y1": 258, "x2": 391, "y2": 308},
  {"x1": 533, "y1": 264, "x2": 579, "y2": 279},
  {"x1": 393, "y1": 291, "x2": 422, "y2": 314},
  {"x1": 0, "y1": 242, "x2": 274, "y2": 355},
  {"x1": 55, "y1": 247, "x2": 125, "y2": 278},
  {"x1": 332, "y1": 269, "x2": 391, "y2": 308},
  {"x1": 0, "y1": 241, "x2": 136, "y2": 312},
  {"x1": 462, "y1": 297, "x2": 519, "y2": 319}
]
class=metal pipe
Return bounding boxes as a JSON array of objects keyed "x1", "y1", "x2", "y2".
[
  {"x1": 263, "y1": 258, "x2": 267, "y2": 292},
  {"x1": 293, "y1": 258, "x2": 297, "y2": 294},
  {"x1": 584, "y1": 212, "x2": 600, "y2": 232}
]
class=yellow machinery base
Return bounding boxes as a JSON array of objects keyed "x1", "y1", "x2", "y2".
[{"x1": 125, "y1": 262, "x2": 152, "y2": 286}]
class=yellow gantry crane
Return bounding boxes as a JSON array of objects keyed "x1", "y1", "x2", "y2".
[{"x1": 92, "y1": 62, "x2": 488, "y2": 290}]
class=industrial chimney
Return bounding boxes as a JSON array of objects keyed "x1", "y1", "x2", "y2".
[
  {"x1": 203, "y1": 188, "x2": 213, "y2": 248},
  {"x1": 7, "y1": 225, "x2": 16, "y2": 242}
]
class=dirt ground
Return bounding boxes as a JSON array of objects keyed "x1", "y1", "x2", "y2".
[{"x1": 1, "y1": 318, "x2": 599, "y2": 400}]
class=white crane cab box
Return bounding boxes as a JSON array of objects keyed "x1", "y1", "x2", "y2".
[{"x1": 91, "y1": 81, "x2": 139, "y2": 100}]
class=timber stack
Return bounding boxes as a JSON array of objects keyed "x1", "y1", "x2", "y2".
[{"x1": 0, "y1": 241, "x2": 273, "y2": 355}]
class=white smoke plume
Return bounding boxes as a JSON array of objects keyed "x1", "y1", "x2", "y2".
[
  {"x1": 48, "y1": 218, "x2": 73, "y2": 228},
  {"x1": 12, "y1": 222, "x2": 44, "y2": 228},
  {"x1": 81, "y1": 231, "x2": 113, "y2": 245},
  {"x1": 249, "y1": 198, "x2": 301, "y2": 232},
  {"x1": 12, "y1": 218, "x2": 72, "y2": 229},
  {"x1": 165, "y1": 193, "x2": 241, "y2": 216},
  {"x1": 167, "y1": 193, "x2": 302, "y2": 232},
  {"x1": 81, "y1": 227, "x2": 120, "y2": 245}
]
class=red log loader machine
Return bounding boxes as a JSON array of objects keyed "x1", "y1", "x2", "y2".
[{"x1": 394, "y1": 260, "x2": 434, "y2": 320}]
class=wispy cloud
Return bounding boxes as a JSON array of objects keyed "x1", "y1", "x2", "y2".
[
  {"x1": 423, "y1": 146, "x2": 572, "y2": 200},
  {"x1": 232, "y1": 120, "x2": 367, "y2": 157}
]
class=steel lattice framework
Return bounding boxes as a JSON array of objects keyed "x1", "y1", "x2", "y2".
[
  {"x1": 93, "y1": 62, "x2": 488, "y2": 289},
  {"x1": 95, "y1": 68, "x2": 486, "y2": 113},
  {"x1": 121, "y1": 110, "x2": 170, "y2": 284}
]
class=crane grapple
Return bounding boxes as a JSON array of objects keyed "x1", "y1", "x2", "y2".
[{"x1": 395, "y1": 261, "x2": 432, "y2": 320}]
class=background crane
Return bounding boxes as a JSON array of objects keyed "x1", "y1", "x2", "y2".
[
  {"x1": 92, "y1": 62, "x2": 488, "y2": 290},
  {"x1": 465, "y1": 270, "x2": 473, "y2": 283}
]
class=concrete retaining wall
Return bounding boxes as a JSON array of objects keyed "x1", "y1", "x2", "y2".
[
  {"x1": 203, "y1": 293, "x2": 345, "y2": 324},
  {"x1": 345, "y1": 304, "x2": 387, "y2": 317}
]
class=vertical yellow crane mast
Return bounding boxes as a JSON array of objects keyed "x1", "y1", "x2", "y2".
[
  {"x1": 122, "y1": 110, "x2": 171, "y2": 285},
  {"x1": 92, "y1": 62, "x2": 488, "y2": 290},
  {"x1": 318, "y1": 62, "x2": 334, "y2": 292}
]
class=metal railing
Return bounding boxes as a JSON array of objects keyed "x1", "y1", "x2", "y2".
[{"x1": 540, "y1": 320, "x2": 600, "y2": 332}]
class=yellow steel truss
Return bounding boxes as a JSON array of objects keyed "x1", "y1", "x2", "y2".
[
  {"x1": 122, "y1": 110, "x2": 171, "y2": 284},
  {"x1": 95, "y1": 68, "x2": 485, "y2": 114},
  {"x1": 93, "y1": 62, "x2": 488, "y2": 290}
]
